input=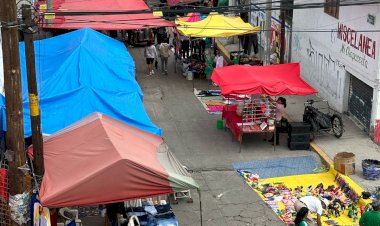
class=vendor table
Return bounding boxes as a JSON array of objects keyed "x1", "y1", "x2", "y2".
[{"x1": 222, "y1": 104, "x2": 275, "y2": 152}]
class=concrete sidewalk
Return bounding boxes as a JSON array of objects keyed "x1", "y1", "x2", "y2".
[{"x1": 284, "y1": 95, "x2": 380, "y2": 192}]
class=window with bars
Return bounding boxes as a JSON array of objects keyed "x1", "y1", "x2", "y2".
[{"x1": 325, "y1": 0, "x2": 340, "y2": 18}]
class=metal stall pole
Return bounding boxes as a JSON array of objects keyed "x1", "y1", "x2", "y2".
[{"x1": 274, "y1": 96, "x2": 277, "y2": 152}]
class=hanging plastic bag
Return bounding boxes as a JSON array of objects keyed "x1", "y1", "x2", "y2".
[{"x1": 9, "y1": 192, "x2": 30, "y2": 225}]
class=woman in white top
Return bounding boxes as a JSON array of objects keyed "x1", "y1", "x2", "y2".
[
  {"x1": 144, "y1": 40, "x2": 158, "y2": 76},
  {"x1": 214, "y1": 50, "x2": 224, "y2": 68}
]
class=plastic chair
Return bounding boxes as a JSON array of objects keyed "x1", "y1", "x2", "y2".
[{"x1": 58, "y1": 207, "x2": 83, "y2": 226}]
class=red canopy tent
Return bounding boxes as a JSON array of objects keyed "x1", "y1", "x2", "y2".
[
  {"x1": 211, "y1": 63, "x2": 317, "y2": 96},
  {"x1": 38, "y1": 0, "x2": 174, "y2": 30}
]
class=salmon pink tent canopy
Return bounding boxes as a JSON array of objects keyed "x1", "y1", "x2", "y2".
[
  {"x1": 211, "y1": 63, "x2": 317, "y2": 96},
  {"x1": 38, "y1": 113, "x2": 199, "y2": 207},
  {"x1": 37, "y1": 0, "x2": 174, "y2": 30}
]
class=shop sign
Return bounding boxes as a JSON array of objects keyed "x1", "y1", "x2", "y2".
[{"x1": 337, "y1": 23, "x2": 376, "y2": 59}]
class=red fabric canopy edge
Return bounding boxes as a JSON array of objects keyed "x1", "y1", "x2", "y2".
[
  {"x1": 37, "y1": 0, "x2": 175, "y2": 30},
  {"x1": 211, "y1": 63, "x2": 318, "y2": 96}
]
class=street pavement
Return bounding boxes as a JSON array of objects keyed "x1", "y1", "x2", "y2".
[
  {"x1": 129, "y1": 46, "x2": 313, "y2": 226},
  {"x1": 83, "y1": 46, "x2": 379, "y2": 226}
]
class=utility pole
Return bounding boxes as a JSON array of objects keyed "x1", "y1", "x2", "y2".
[
  {"x1": 265, "y1": 0, "x2": 272, "y2": 65},
  {"x1": 22, "y1": 4, "x2": 44, "y2": 176},
  {"x1": 280, "y1": 1, "x2": 286, "y2": 64},
  {"x1": 0, "y1": 0, "x2": 27, "y2": 225}
]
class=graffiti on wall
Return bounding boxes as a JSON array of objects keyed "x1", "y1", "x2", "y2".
[{"x1": 303, "y1": 39, "x2": 346, "y2": 100}]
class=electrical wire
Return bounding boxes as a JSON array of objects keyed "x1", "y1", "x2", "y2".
[
  {"x1": 38, "y1": 17, "x2": 380, "y2": 33},
  {"x1": 36, "y1": 0, "x2": 380, "y2": 16},
  {"x1": 8, "y1": 0, "x2": 380, "y2": 33}
]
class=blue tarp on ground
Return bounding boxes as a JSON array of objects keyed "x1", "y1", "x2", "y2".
[
  {"x1": 233, "y1": 155, "x2": 318, "y2": 178},
  {"x1": 0, "y1": 28, "x2": 162, "y2": 136}
]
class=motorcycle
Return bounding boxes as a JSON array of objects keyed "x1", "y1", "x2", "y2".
[{"x1": 303, "y1": 99, "x2": 344, "y2": 139}]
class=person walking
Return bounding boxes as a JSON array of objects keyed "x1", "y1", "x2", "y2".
[
  {"x1": 294, "y1": 196, "x2": 329, "y2": 226},
  {"x1": 294, "y1": 207, "x2": 310, "y2": 226},
  {"x1": 159, "y1": 38, "x2": 170, "y2": 75},
  {"x1": 360, "y1": 201, "x2": 380, "y2": 226},
  {"x1": 144, "y1": 40, "x2": 158, "y2": 76}
]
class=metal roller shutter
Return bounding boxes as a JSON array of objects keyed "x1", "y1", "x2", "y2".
[{"x1": 348, "y1": 75, "x2": 373, "y2": 132}]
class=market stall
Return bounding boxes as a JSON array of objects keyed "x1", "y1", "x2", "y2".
[
  {"x1": 34, "y1": 113, "x2": 201, "y2": 225},
  {"x1": 221, "y1": 97, "x2": 276, "y2": 148},
  {"x1": 236, "y1": 166, "x2": 373, "y2": 225},
  {"x1": 175, "y1": 12, "x2": 260, "y2": 87},
  {"x1": 0, "y1": 28, "x2": 162, "y2": 137},
  {"x1": 38, "y1": 113, "x2": 199, "y2": 206},
  {"x1": 37, "y1": 0, "x2": 174, "y2": 30},
  {"x1": 211, "y1": 63, "x2": 317, "y2": 151},
  {"x1": 176, "y1": 12, "x2": 260, "y2": 37}
]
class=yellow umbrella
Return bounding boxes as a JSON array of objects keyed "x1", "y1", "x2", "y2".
[{"x1": 175, "y1": 12, "x2": 260, "y2": 37}]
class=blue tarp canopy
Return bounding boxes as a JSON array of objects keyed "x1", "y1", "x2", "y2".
[{"x1": 0, "y1": 28, "x2": 162, "y2": 136}]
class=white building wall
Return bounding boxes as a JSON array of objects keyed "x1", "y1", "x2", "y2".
[{"x1": 291, "y1": 1, "x2": 380, "y2": 126}]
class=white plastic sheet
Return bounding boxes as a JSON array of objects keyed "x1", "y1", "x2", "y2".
[{"x1": 9, "y1": 192, "x2": 30, "y2": 225}]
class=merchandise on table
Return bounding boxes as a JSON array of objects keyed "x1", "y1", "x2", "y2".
[
  {"x1": 222, "y1": 95, "x2": 276, "y2": 143},
  {"x1": 236, "y1": 168, "x2": 372, "y2": 226}
]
